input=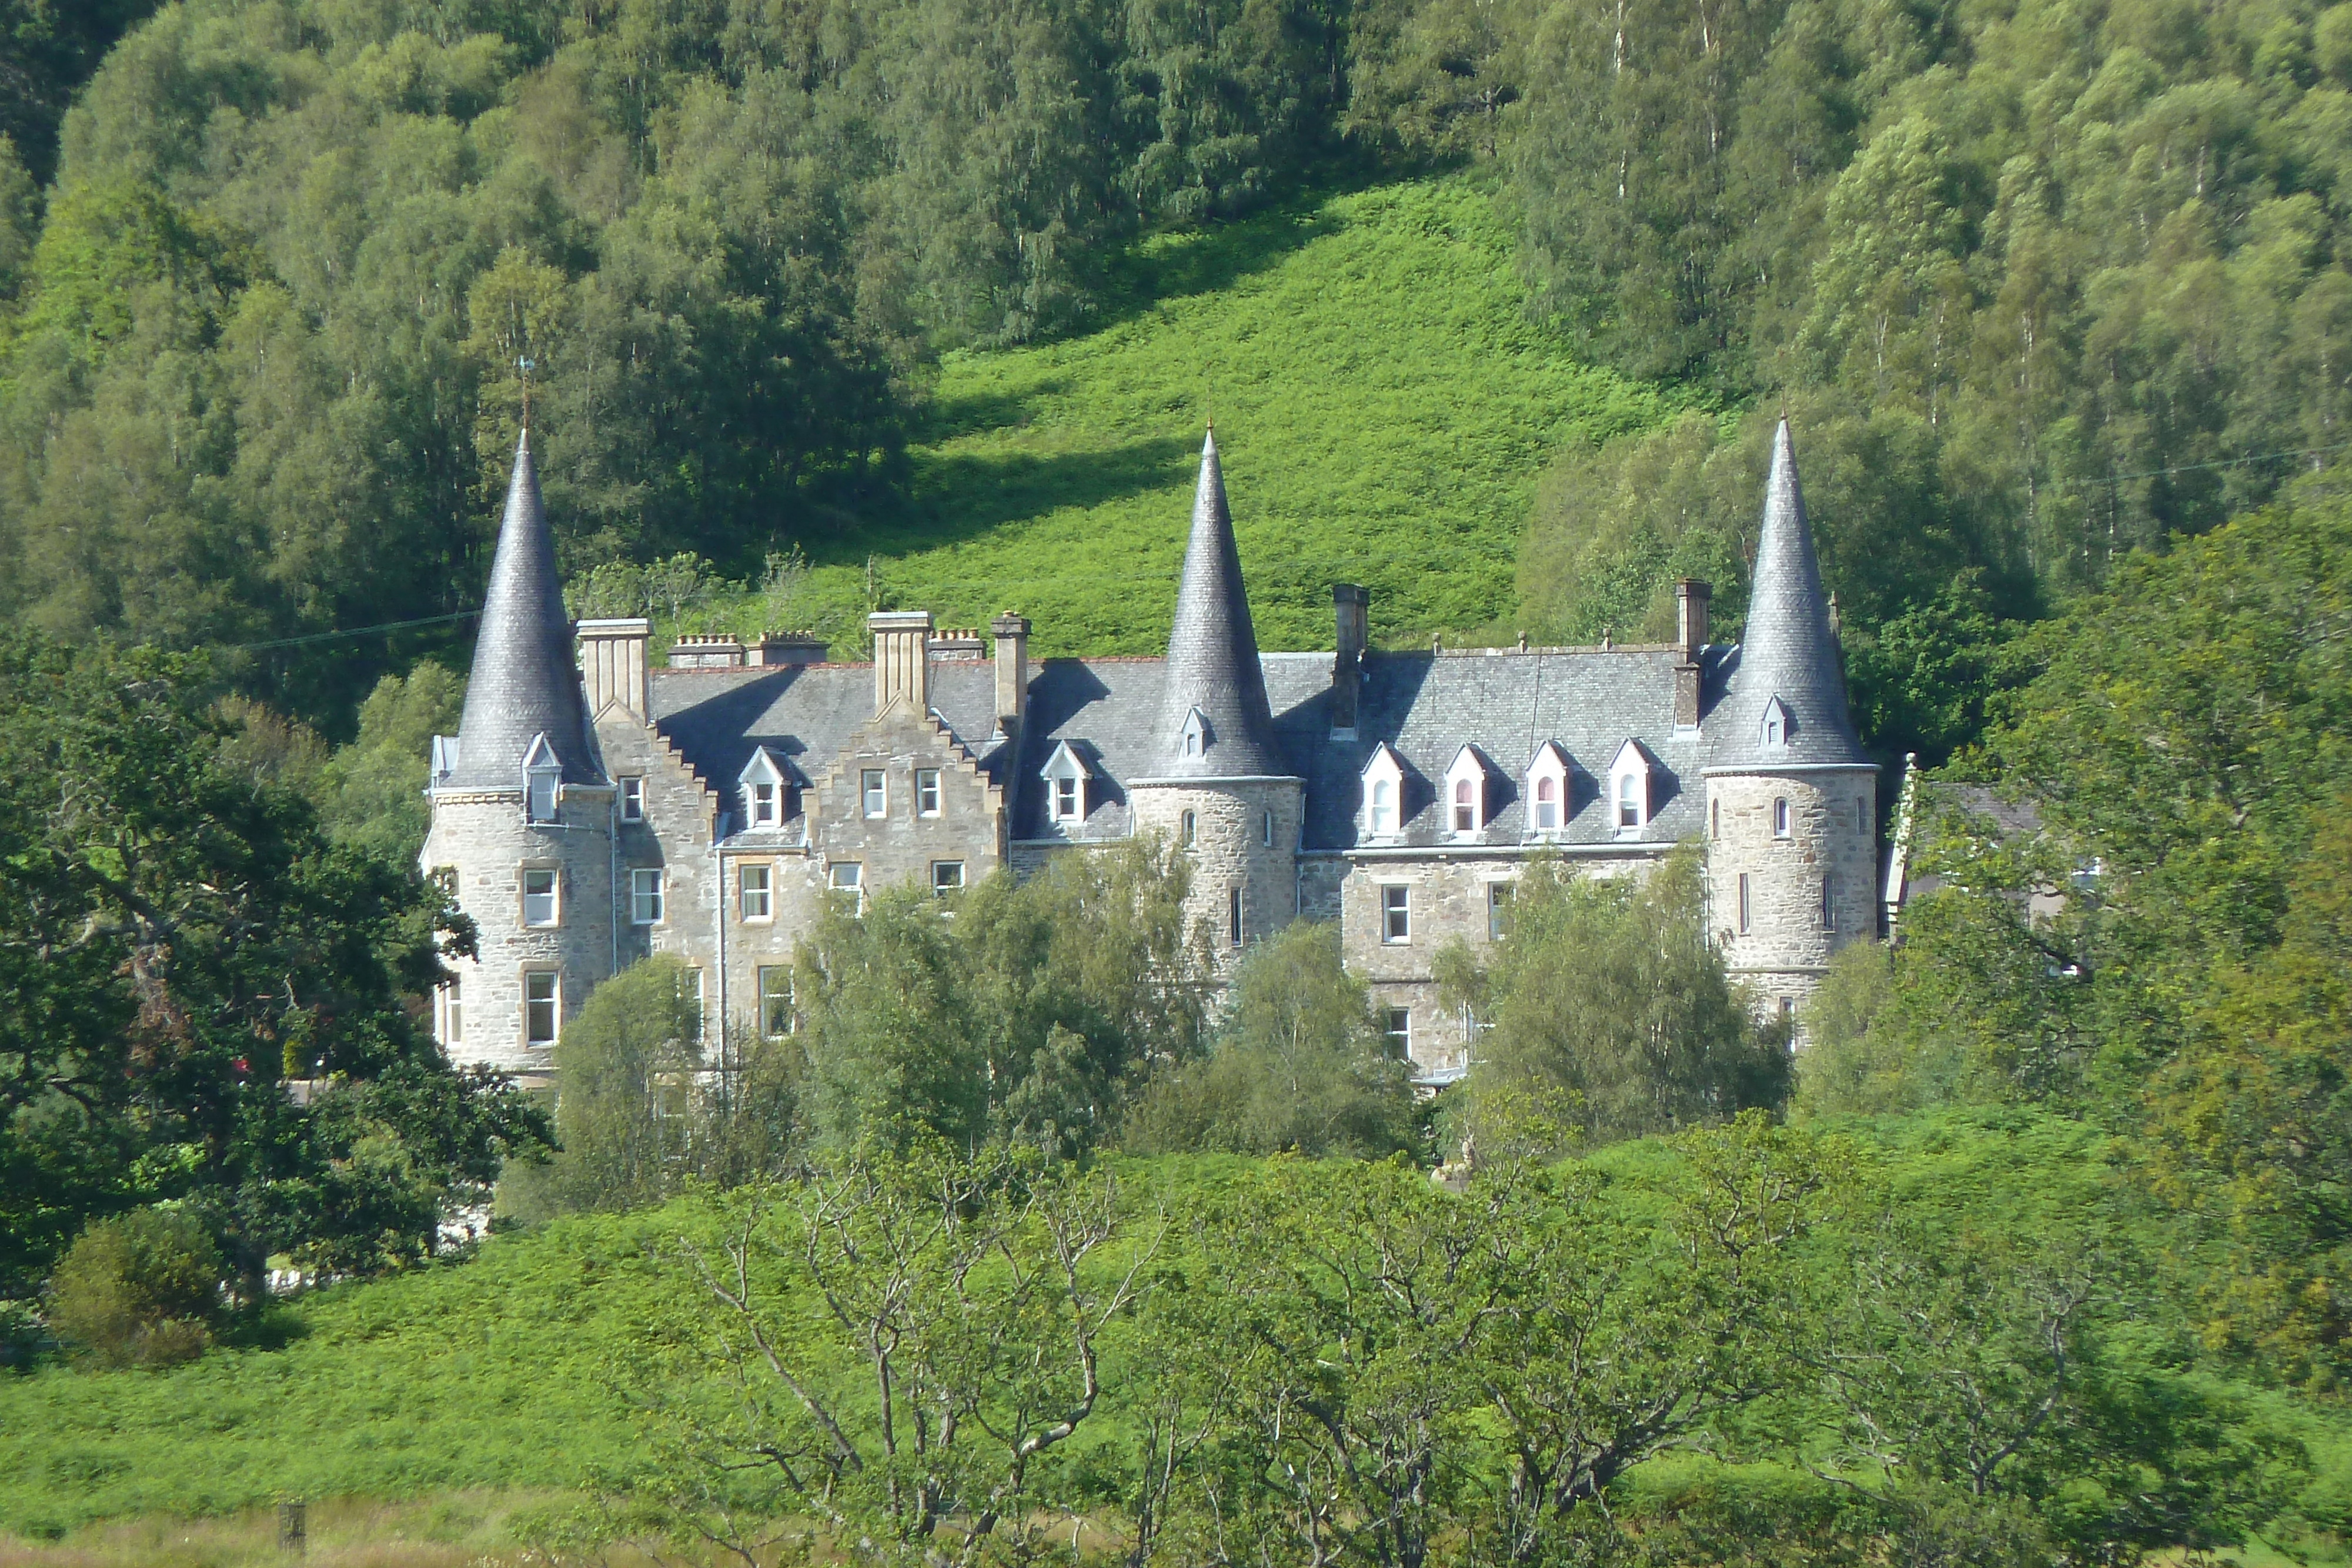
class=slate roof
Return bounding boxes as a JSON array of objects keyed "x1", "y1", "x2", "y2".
[
  {"x1": 648, "y1": 659, "x2": 1010, "y2": 834},
  {"x1": 1148, "y1": 432, "x2": 1288, "y2": 780},
  {"x1": 1706, "y1": 420, "x2": 1869, "y2": 771},
  {"x1": 444, "y1": 434, "x2": 602, "y2": 789}
]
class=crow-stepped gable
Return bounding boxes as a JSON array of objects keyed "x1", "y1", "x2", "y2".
[{"x1": 423, "y1": 422, "x2": 1880, "y2": 1082}]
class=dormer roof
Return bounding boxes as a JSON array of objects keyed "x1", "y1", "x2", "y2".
[
  {"x1": 1149, "y1": 430, "x2": 1287, "y2": 780},
  {"x1": 1708, "y1": 421, "x2": 1869, "y2": 771},
  {"x1": 445, "y1": 433, "x2": 601, "y2": 790}
]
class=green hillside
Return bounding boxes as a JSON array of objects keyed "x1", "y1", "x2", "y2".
[{"x1": 699, "y1": 175, "x2": 1685, "y2": 661}]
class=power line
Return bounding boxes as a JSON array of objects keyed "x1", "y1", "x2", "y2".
[{"x1": 231, "y1": 609, "x2": 479, "y2": 653}]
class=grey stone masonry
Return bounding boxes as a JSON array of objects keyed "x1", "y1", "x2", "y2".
[
  {"x1": 1703, "y1": 770, "x2": 1880, "y2": 1022},
  {"x1": 1131, "y1": 780, "x2": 1301, "y2": 968}
]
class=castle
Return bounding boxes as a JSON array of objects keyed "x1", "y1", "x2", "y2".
[{"x1": 422, "y1": 421, "x2": 1880, "y2": 1085}]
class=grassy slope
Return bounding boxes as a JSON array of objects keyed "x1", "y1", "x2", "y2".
[
  {"x1": 726, "y1": 174, "x2": 1682, "y2": 660},
  {"x1": 11, "y1": 1115, "x2": 2347, "y2": 1544}
]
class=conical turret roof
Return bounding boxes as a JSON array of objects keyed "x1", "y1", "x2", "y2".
[
  {"x1": 445, "y1": 434, "x2": 601, "y2": 790},
  {"x1": 1708, "y1": 421, "x2": 1869, "y2": 771},
  {"x1": 1150, "y1": 430, "x2": 1288, "y2": 780}
]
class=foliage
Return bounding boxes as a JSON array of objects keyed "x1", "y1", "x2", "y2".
[
  {"x1": 311, "y1": 663, "x2": 465, "y2": 862},
  {"x1": 0, "y1": 630, "x2": 547, "y2": 1302},
  {"x1": 44, "y1": 1208, "x2": 223, "y2": 1370},
  {"x1": 1122, "y1": 920, "x2": 1418, "y2": 1158},
  {"x1": 1439, "y1": 848, "x2": 1789, "y2": 1153},
  {"x1": 1792, "y1": 940, "x2": 1983, "y2": 1119}
]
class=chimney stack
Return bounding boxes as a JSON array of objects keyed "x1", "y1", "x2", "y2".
[
  {"x1": 1673, "y1": 579, "x2": 1711, "y2": 728},
  {"x1": 870, "y1": 610, "x2": 932, "y2": 717},
  {"x1": 577, "y1": 618, "x2": 650, "y2": 719},
  {"x1": 748, "y1": 631, "x2": 827, "y2": 667},
  {"x1": 1331, "y1": 584, "x2": 1368, "y2": 736},
  {"x1": 992, "y1": 612, "x2": 1030, "y2": 736}
]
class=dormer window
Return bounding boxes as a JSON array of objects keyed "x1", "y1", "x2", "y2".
[
  {"x1": 739, "y1": 747, "x2": 790, "y2": 831},
  {"x1": 522, "y1": 734, "x2": 561, "y2": 823},
  {"x1": 1040, "y1": 741, "x2": 1091, "y2": 826},
  {"x1": 1525, "y1": 742, "x2": 1571, "y2": 837},
  {"x1": 1361, "y1": 745, "x2": 1407, "y2": 840},
  {"x1": 1762, "y1": 696, "x2": 1792, "y2": 750},
  {"x1": 1180, "y1": 707, "x2": 1211, "y2": 759},
  {"x1": 1608, "y1": 740, "x2": 1654, "y2": 834},
  {"x1": 1443, "y1": 744, "x2": 1491, "y2": 838}
]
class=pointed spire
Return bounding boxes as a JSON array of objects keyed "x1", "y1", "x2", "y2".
[
  {"x1": 445, "y1": 433, "x2": 600, "y2": 790},
  {"x1": 1152, "y1": 429, "x2": 1286, "y2": 780},
  {"x1": 1709, "y1": 421, "x2": 1868, "y2": 769}
]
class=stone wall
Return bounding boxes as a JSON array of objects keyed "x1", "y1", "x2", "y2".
[
  {"x1": 1130, "y1": 781, "x2": 1300, "y2": 967},
  {"x1": 1703, "y1": 769, "x2": 1879, "y2": 1019},
  {"x1": 598, "y1": 710, "x2": 723, "y2": 1036},
  {"x1": 420, "y1": 784, "x2": 615, "y2": 1076}
]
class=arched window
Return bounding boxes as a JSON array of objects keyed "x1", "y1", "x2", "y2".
[
  {"x1": 1185, "y1": 730, "x2": 1201, "y2": 757},
  {"x1": 1453, "y1": 778, "x2": 1475, "y2": 833},
  {"x1": 1535, "y1": 776, "x2": 1558, "y2": 831},
  {"x1": 1370, "y1": 780, "x2": 1395, "y2": 835},
  {"x1": 1180, "y1": 810, "x2": 1197, "y2": 845},
  {"x1": 1773, "y1": 797, "x2": 1791, "y2": 837},
  {"x1": 1616, "y1": 772, "x2": 1641, "y2": 829}
]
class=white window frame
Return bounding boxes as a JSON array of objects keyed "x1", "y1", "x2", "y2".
[
  {"x1": 1608, "y1": 740, "x2": 1652, "y2": 834},
  {"x1": 1738, "y1": 872, "x2": 1752, "y2": 935},
  {"x1": 1444, "y1": 745, "x2": 1488, "y2": 837},
  {"x1": 1526, "y1": 741, "x2": 1571, "y2": 837},
  {"x1": 524, "y1": 971, "x2": 559, "y2": 1048},
  {"x1": 1362, "y1": 745, "x2": 1406, "y2": 840},
  {"x1": 523, "y1": 734, "x2": 562, "y2": 824},
  {"x1": 1053, "y1": 775, "x2": 1080, "y2": 821},
  {"x1": 1382, "y1": 1007, "x2": 1411, "y2": 1059},
  {"x1": 830, "y1": 861, "x2": 864, "y2": 914},
  {"x1": 758, "y1": 965, "x2": 794, "y2": 1038},
  {"x1": 1041, "y1": 741, "x2": 1091, "y2": 825},
  {"x1": 1773, "y1": 797, "x2": 1792, "y2": 838},
  {"x1": 436, "y1": 976, "x2": 463, "y2": 1047},
  {"x1": 932, "y1": 860, "x2": 965, "y2": 897},
  {"x1": 620, "y1": 776, "x2": 644, "y2": 823},
  {"x1": 739, "y1": 861, "x2": 773, "y2": 921},
  {"x1": 917, "y1": 769, "x2": 942, "y2": 818},
  {"x1": 1381, "y1": 884, "x2": 1411, "y2": 944},
  {"x1": 861, "y1": 769, "x2": 887, "y2": 818},
  {"x1": 521, "y1": 867, "x2": 559, "y2": 928},
  {"x1": 1180, "y1": 810, "x2": 1197, "y2": 845},
  {"x1": 740, "y1": 747, "x2": 790, "y2": 832},
  {"x1": 631, "y1": 867, "x2": 665, "y2": 926}
]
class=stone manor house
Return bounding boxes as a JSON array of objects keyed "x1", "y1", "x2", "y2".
[{"x1": 423, "y1": 422, "x2": 1883, "y2": 1086}]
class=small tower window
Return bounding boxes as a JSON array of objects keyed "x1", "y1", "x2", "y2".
[
  {"x1": 1180, "y1": 810, "x2": 1198, "y2": 845},
  {"x1": 1773, "y1": 798, "x2": 1791, "y2": 837},
  {"x1": 1181, "y1": 707, "x2": 1211, "y2": 758},
  {"x1": 1710, "y1": 799, "x2": 1720, "y2": 840},
  {"x1": 527, "y1": 771, "x2": 557, "y2": 822},
  {"x1": 1762, "y1": 696, "x2": 1792, "y2": 749},
  {"x1": 1738, "y1": 872, "x2": 1752, "y2": 935},
  {"x1": 1822, "y1": 872, "x2": 1836, "y2": 931},
  {"x1": 524, "y1": 971, "x2": 559, "y2": 1048},
  {"x1": 1262, "y1": 810, "x2": 1275, "y2": 847},
  {"x1": 1228, "y1": 886, "x2": 1244, "y2": 948},
  {"x1": 523, "y1": 734, "x2": 561, "y2": 823}
]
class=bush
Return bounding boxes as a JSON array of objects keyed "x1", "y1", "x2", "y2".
[{"x1": 46, "y1": 1209, "x2": 223, "y2": 1369}]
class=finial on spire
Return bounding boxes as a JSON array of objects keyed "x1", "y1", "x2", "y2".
[{"x1": 517, "y1": 356, "x2": 537, "y2": 433}]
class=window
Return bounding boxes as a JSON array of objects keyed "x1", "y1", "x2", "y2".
[
  {"x1": 1616, "y1": 773, "x2": 1642, "y2": 830},
  {"x1": 1762, "y1": 697, "x2": 1790, "y2": 749},
  {"x1": 1228, "y1": 886, "x2": 1244, "y2": 948},
  {"x1": 1534, "y1": 777, "x2": 1559, "y2": 832},
  {"x1": 527, "y1": 771, "x2": 558, "y2": 823},
  {"x1": 1488, "y1": 881, "x2": 1513, "y2": 942},
  {"x1": 861, "y1": 769, "x2": 887, "y2": 818},
  {"x1": 1382, "y1": 1008, "x2": 1411, "y2": 1059},
  {"x1": 1370, "y1": 780, "x2": 1396, "y2": 835},
  {"x1": 1382, "y1": 885, "x2": 1410, "y2": 944},
  {"x1": 1263, "y1": 810, "x2": 1275, "y2": 847},
  {"x1": 436, "y1": 977, "x2": 463, "y2": 1047},
  {"x1": 1710, "y1": 799, "x2": 1719, "y2": 840},
  {"x1": 1454, "y1": 778, "x2": 1475, "y2": 833},
  {"x1": 522, "y1": 868, "x2": 558, "y2": 928},
  {"x1": 1180, "y1": 810, "x2": 1197, "y2": 845},
  {"x1": 1738, "y1": 872, "x2": 1752, "y2": 935},
  {"x1": 1857, "y1": 795, "x2": 1868, "y2": 832},
  {"x1": 677, "y1": 967, "x2": 704, "y2": 1043},
  {"x1": 759, "y1": 966, "x2": 795, "y2": 1038},
  {"x1": 1773, "y1": 797, "x2": 1791, "y2": 837},
  {"x1": 1822, "y1": 872, "x2": 1836, "y2": 931},
  {"x1": 749, "y1": 779, "x2": 780, "y2": 829},
  {"x1": 1779, "y1": 996, "x2": 1797, "y2": 1025},
  {"x1": 524, "y1": 972, "x2": 559, "y2": 1048},
  {"x1": 620, "y1": 777, "x2": 644, "y2": 822},
  {"x1": 739, "y1": 862, "x2": 772, "y2": 921},
  {"x1": 1184, "y1": 729, "x2": 1201, "y2": 757},
  {"x1": 917, "y1": 769, "x2": 941, "y2": 817},
  {"x1": 631, "y1": 867, "x2": 665, "y2": 925},
  {"x1": 933, "y1": 861, "x2": 965, "y2": 897},
  {"x1": 1053, "y1": 774, "x2": 1080, "y2": 822},
  {"x1": 830, "y1": 861, "x2": 864, "y2": 914}
]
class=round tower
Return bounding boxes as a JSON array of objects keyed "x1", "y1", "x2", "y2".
[
  {"x1": 1702, "y1": 421, "x2": 1879, "y2": 1029},
  {"x1": 420, "y1": 433, "x2": 614, "y2": 1077},
  {"x1": 1131, "y1": 430, "x2": 1301, "y2": 965}
]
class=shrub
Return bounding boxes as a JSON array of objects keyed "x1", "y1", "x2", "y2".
[{"x1": 46, "y1": 1209, "x2": 224, "y2": 1369}]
